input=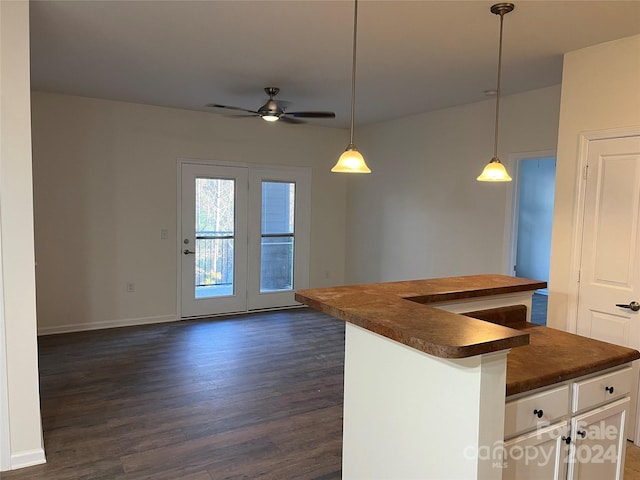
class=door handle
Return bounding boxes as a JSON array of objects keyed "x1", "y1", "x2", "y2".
[
  {"x1": 183, "y1": 249, "x2": 196, "y2": 255},
  {"x1": 616, "y1": 301, "x2": 640, "y2": 312}
]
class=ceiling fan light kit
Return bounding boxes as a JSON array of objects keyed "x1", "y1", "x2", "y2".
[
  {"x1": 257, "y1": 87, "x2": 284, "y2": 121},
  {"x1": 477, "y1": 2, "x2": 514, "y2": 183}
]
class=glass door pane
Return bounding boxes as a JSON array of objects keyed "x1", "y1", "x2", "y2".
[
  {"x1": 260, "y1": 181, "x2": 295, "y2": 292},
  {"x1": 195, "y1": 178, "x2": 235, "y2": 298}
]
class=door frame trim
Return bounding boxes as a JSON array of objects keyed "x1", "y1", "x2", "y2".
[
  {"x1": 566, "y1": 126, "x2": 640, "y2": 336},
  {"x1": 0, "y1": 227, "x2": 10, "y2": 470}
]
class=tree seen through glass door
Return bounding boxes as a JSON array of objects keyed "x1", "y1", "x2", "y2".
[{"x1": 195, "y1": 177, "x2": 235, "y2": 298}]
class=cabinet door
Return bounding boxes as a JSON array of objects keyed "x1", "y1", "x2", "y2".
[
  {"x1": 503, "y1": 421, "x2": 569, "y2": 480},
  {"x1": 567, "y1": 396, "x2": 629, "y2": 480}
]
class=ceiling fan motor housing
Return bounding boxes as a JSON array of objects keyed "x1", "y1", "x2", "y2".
[
  {"x1": 259, "y1": 99, "x2": 284, "y2": 117},
  {"x1": 259, "y1": 88, "x2": 284, "y2": 117}
]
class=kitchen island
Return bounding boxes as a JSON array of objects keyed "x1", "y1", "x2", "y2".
[{"x1": 295, "y1": 274, "x2": 640, "y2": 480}]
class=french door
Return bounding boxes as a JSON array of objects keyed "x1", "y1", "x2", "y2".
[{"x1": 180, "y1": 162, "x2": 310, "y2": 317}]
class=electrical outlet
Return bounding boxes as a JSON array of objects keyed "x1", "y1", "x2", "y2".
[
  {"x1": 160, "y1": 229, "x2": 169, "y2": 240},
  {"x1": 126, "y1": 282, "x2": 135, "y2": 293}
]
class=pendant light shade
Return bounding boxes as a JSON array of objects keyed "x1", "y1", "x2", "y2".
[
  {"x1": 477, "y1": 157, "x2": 512, "y2": 181},
  {"x1": 332, "y1": 144, "x2": 371, "y2": 173},
  {"x1": 332, "y1": 0, "x2": 371, "y2": 174},
  {"x1": 478, "y1": 2, "x2": 514, "y2": 182}
]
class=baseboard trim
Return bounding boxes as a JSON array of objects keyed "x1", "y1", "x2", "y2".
[
  {"x1": 9, "y1": 448, "x2": 46, "y2": 470},
  {"x1": 37, "y1": 314, "x2": 179, "y2": 336}
]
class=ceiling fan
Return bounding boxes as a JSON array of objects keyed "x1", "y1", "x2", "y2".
[{"x1": 206, "y1": 87, "x2": 336, "y2": 124}]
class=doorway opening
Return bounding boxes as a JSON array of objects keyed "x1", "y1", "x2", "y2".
[{"x1": 509, "y1": 153, "x2": 557, "y2": 325}]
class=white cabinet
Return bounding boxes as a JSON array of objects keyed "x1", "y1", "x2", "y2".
[
  {"x1": 567, "y1": 392, "x2": 630, "y2": 480},
  {"x1": 504, "y1": 365, "x2": 633, "y2": 480}
]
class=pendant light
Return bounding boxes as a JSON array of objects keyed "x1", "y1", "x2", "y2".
[
  {"x1": 332, "y1": 0, "x2": 371, "y2": 173},
  {"x1": 477, "y1": 3, "x2": 514, "y2": 182}
]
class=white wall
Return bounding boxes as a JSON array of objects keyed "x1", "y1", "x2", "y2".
[
  {"x1": 0, "y1": 0, "x2": 45, "y2": 470},
  {"x1": 31, "y1": 92, "x2": 348, "y2": 333},
  {"x1": 345, "y1": 85, "x2": 561, "y2": 283},
  {"x1": 548, "y1": 35, "x2": 640, "y2": 331}
]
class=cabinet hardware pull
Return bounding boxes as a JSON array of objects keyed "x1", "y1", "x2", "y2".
[
  {"x1": 605, "y1": 386, "x2": 614, "y2": 394},
  {"x1": 533, "y1": 409, "x2": 543, "y2": 418},
  {"x1": 562, "y1": 436, "x2": 571, "y2": 445},
  {"x1": 577, "y1": 430, "x2": 587, "y2": 438}
]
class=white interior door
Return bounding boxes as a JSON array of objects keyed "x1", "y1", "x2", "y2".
[
  {"x1": 576, "y1": 135, "x2": 640, "y2": 440},
  {"x1": 180, "y1": 163, "x2": 248, "y2": 317}
]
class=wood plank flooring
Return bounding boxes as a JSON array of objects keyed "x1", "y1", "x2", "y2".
[
  {"x1": 4, "y1": 307, "x2": 640, "y2": 479},
  {"x1": 3, "y1": 309, "x2": 344, "y2": 480},
  {"x1": 626, "y1": 441, "x2": 640, "y2": 479}
]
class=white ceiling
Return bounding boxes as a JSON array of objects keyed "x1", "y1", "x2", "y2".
[{"x1": 29, "y1": 0, "x2": 640, "y2": 128}]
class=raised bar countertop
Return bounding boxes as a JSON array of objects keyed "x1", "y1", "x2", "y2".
[
  {"x1": 296, "y1": 274, "x2": 640, "y2": 395},
  {"x1": 295, "y1": 274, "x2": 544, "y2": 359}
]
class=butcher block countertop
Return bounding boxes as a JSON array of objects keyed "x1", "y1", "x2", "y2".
[{"x1": 296, "y1": 274, "x2": 640, "y2": 395}]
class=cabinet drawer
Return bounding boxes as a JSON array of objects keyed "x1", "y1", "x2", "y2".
[
  {"x1": 505, "y1": 385, "x2": 570, "y2": 438},
  {"x1": 572, "y1": 366, "x2": 633, "y2": 413}
]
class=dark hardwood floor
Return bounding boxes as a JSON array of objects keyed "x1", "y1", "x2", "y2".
[
  {"x1": 4, "y1": 309, "x2": 344, "y2": 480},
  {"x1": 6, "y1": 306, "x2": 640, "y2": 479}
]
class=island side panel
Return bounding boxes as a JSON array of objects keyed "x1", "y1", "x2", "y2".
[{"x1": 342, "y1": 323, "x2": 508, "y2": 480}]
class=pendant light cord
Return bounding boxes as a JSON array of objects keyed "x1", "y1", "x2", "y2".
[
  {"x1": 493, "y1": 10, "x2": 505, "y2": 159},
  {"x1": 348, "y1": 0, "x2": 358, "y2": 146}
]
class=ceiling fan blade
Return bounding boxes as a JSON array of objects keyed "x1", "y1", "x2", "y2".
[
  {"x1": 286, "y1": 111, "x2": 336, "y2": 119},
  {"x1": 205, "y1": 104, "x2": 259, "y2": 114},
  {"x1": 226, "y1": 114, "x2": 261, "y2": 118},
  {"x1": 279, "y1": 116, "x2": 306, "y2": 124}
]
